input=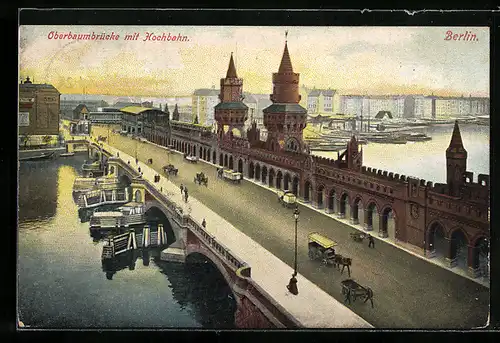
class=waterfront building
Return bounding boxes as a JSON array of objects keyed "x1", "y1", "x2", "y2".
[
  {"x1": 60, "y1": 98, "x2": 108, "y2": 119},
  {"x1": 18, "y1": 77, "x2": 61, "y2": 146},
  {"x1": 192, "y1": 87, "x2": 219, "y2": 126},
  {"x1": 307, "y1": 89, "x2": 340, "y2": 115}
]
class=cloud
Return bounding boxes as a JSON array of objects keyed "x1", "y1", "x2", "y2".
[{"x1": 19, "y1": 25, "x2": 489, "y2": 97}]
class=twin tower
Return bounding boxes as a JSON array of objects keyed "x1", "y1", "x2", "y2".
[{"x1": 214, "y1": 40, "x2": 308, "y2": 153}]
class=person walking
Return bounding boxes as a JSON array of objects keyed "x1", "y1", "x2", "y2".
[
  {"x1": 202, "y1": 218, "x2": 206, "y2": 228},
  {"x1": 180, "y1": 184, "x2": 184, "y2": 194},
  {"x1": 368, "y1": 234, "x2": 375, "y2": 248},
  {"x1": 184, "y1": 188, "x2": 189, "y2": 203}
]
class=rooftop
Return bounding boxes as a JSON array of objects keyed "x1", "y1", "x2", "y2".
[{"x1": 120, "y1": 106, "x2": 163, "y2": 115}]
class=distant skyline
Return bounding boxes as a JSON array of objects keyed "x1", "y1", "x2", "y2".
[{"x1": 20, "y1": 26, "x2": 489, "y2": 98}]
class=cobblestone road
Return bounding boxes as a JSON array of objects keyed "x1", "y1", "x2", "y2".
[{"x1": 93, "y1": 127, "x2": 489, "y2": 329}]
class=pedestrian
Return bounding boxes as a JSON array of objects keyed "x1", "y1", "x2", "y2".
[
  {"x1": 180, "y1": 184, "x2": 184, "y2": 194},
  {"x1": 160, "y1": 187, "x2": 163, "y2": 192},
  {"x1": 368, "y1": 234, "x2": 375, "y2": 248},
  {"x1": 202, "y1": 218, "x2": 206, "y2": 228},
  {"x1": 138, "y1": 167, "x2": 141, "y2": 173},
  {"x1": 128, "y1": 160, "x2": 130, "y2": 165},
  {"x1": 136, "y1": 158, "x2": 138, "y2": 165},
  {"x1": 117, "y1": 152, "x2": 119, "y2": 158},
  {"x1": 184, "y1": 188, "x2": 189, "y2": 202}
]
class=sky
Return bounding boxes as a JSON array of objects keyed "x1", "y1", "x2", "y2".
[{"x1": 19, "y1": 26, "x2": 490, "y2": 97}]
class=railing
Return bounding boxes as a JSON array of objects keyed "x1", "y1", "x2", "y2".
[{"x1": 111, "y1": 158, "x2": 250, "y2": 273}]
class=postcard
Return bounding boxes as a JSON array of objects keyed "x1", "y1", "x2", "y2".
[{"x1": 18, "y1": 13, "x2": 490, "y2": 330}]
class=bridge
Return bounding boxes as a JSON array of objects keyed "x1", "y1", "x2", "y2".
[{"x1": 85, "y1": 139, "x2": 372, "y2": 329}]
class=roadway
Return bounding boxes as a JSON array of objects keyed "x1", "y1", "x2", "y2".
[{"x1": 93, "y1": 126, "x2": 489, "y2": 329}]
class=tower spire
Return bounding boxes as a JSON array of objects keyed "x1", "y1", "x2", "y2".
[
  {"x1": 278, "y1": 41, "x2": 294, "y2": 73},
  {"x1": 446, "y1": 120, "x2": 467, "y2": 155},
  {"x1": 226, "y1": 52, "x2": 238, "y2": 78}
]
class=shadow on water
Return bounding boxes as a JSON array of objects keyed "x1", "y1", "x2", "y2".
[
  {"x1": 155, "y1": 254, "x2": 237, "y2": 329},
  {"x1": 19, "y1": 154, "x2": 237, "y2": 328}
]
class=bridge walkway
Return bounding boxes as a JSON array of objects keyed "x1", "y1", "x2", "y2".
[{"x1": 94, "y1": 138, "x2": 373, "y2": 328}]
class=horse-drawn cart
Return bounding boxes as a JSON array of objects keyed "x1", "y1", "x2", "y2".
[
  {"x1": 308, "y1": 232, "x2": 337, "y2": 265},
  {"x1": 341, "y1": 279, "x2": 374, "y2": 308},
  {"x1": 277, "y1": 190, "x2": 297, "y2": 208},
  {"x1": 163, "y1": 164, "x2": 178, "y2": 176},
  {"x1": 350, "y1": 231, "x2": 366, "y2": 242},
  {"x1": 308, "y1": 232, "x2": 352, "y2": 276}
]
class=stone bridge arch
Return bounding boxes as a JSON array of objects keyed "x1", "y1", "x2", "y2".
[
  {"x1": 185, "y1": 244, "x2": 241, "y2": 304},
  {"x1": 143, "y1": 200, "x2": 181, "y2": 247}
]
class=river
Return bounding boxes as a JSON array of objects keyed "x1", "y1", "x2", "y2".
[
  {"x1": 313, "y1": 124, "x2": 490, "y2": 183},
  {"x1": 17, "y1": 154, "x2": 236, "y2": 328}
]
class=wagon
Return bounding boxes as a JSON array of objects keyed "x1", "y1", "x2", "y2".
[
  {"x1": 308, "y1": 232, "x2": 337, "y2": 265},
  {"x1": 184, "y1": 154, "x2": 198, "y2": 163},
  {"x1": 222, "y1": 169, "x2": 242, "y2": 184},
  {"x1": 341, "y1": 279, "x2": 374, "y2": 308},
  {"x1": 194, "y1": 172, "x2": 208, "y2": 186},
  {"x1": 277, "y1": 190, "x2": 297, "y2": 208},
  {"x1": 350, "y1": 231, "x2": 366, "y2": 242},
  {"x1": 163, "y1": 164, "x2": 178, "y2": 176}
]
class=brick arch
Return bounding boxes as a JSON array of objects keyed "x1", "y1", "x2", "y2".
[
  {"x1": 379, "y1": 204, "x2": 397, "y2": 219},
  {"x1": 448, "y1": 226, "x2": 470, "y2": 243},
  {"x1": 351, "y1": 194, "x2": 364, "y2": 208},
  {"x1": 469, "y1": 232, "x2": 489, "y2": 247},
  {"x1": 364, "y1": 198, "x2": 380, "y2": 213},
  {"x1": 303, "y1": 179, "x2": 313, "y2": 202}
]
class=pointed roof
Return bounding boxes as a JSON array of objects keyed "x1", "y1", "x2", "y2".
[
  {"x1": 226, "y1": 52, "x2": 238, "y2": 78},
  {"x1": 278, "y1": 41, "x2": 294, "y2": 73},
  {"x1": 446, "y1": 120, "x2": 467, "y2": 156}
]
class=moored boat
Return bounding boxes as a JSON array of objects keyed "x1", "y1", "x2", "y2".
[{"x1": 19, "y1": 151, "x2": 55, "y2": 161}]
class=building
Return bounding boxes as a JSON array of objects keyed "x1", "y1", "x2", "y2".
[
  {"x1": 242, "y1": 92, "x2": 258, "y2": 131},
  {"x1": 88, "y1": 107, "x2": 123, "y2": 124},
  {"x1": 60, "y1": 98, "x2": 108, "y2": 120},
  {"x1": 73, "y1": 104, "x2": 89, "y2": 120},
  {"x1": 192, "y1": 87, "x2": 219, "y2": 126},
  {"x1": 18, "y1": 77, "x2": 61, "y2": 146},
  {"x1": 120, "y1": 106, "x2": 166, "y2": 135},
  {"x1": 307, "y1": 89, "x2": 340, "y2": 115},
  {"x1": 432, "y1": 95, "x2": 489, "y2": 118}
]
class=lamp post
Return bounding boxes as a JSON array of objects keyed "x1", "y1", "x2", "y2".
[{"x1": 287, "y1": 206, "x2": 300, "y2": 295}]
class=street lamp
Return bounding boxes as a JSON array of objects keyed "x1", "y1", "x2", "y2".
[{"x1": 287, "y1": 206, "x2": 300, "y2": 295}]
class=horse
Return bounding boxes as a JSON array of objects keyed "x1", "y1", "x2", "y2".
[{"x1": 333, "y1": 255, "x2": 352, "y2": 277}]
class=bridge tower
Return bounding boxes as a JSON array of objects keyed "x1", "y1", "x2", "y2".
[
  {"x1": 214, "y1": 53, "x2": 248, "y2": 140},
  {"x1": 446, "y1": 120, "x2": 467, "y2": 197},
  {"x1": 263, "y1": 37, "x2": 307, "y2": 153}
]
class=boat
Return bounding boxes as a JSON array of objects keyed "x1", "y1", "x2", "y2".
[
  {"x1": 90, "y1": 203, "x2": 146, "y2": 229},
  {"x1": 60, "y1": 152, "x2": 75, "y2": 157},
  {"x1": 406, "y1": 133, "x2": 432, "y2": 142},
  {"x1": 19, "y1": 151, "x2": 55, "y2": 161}
]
